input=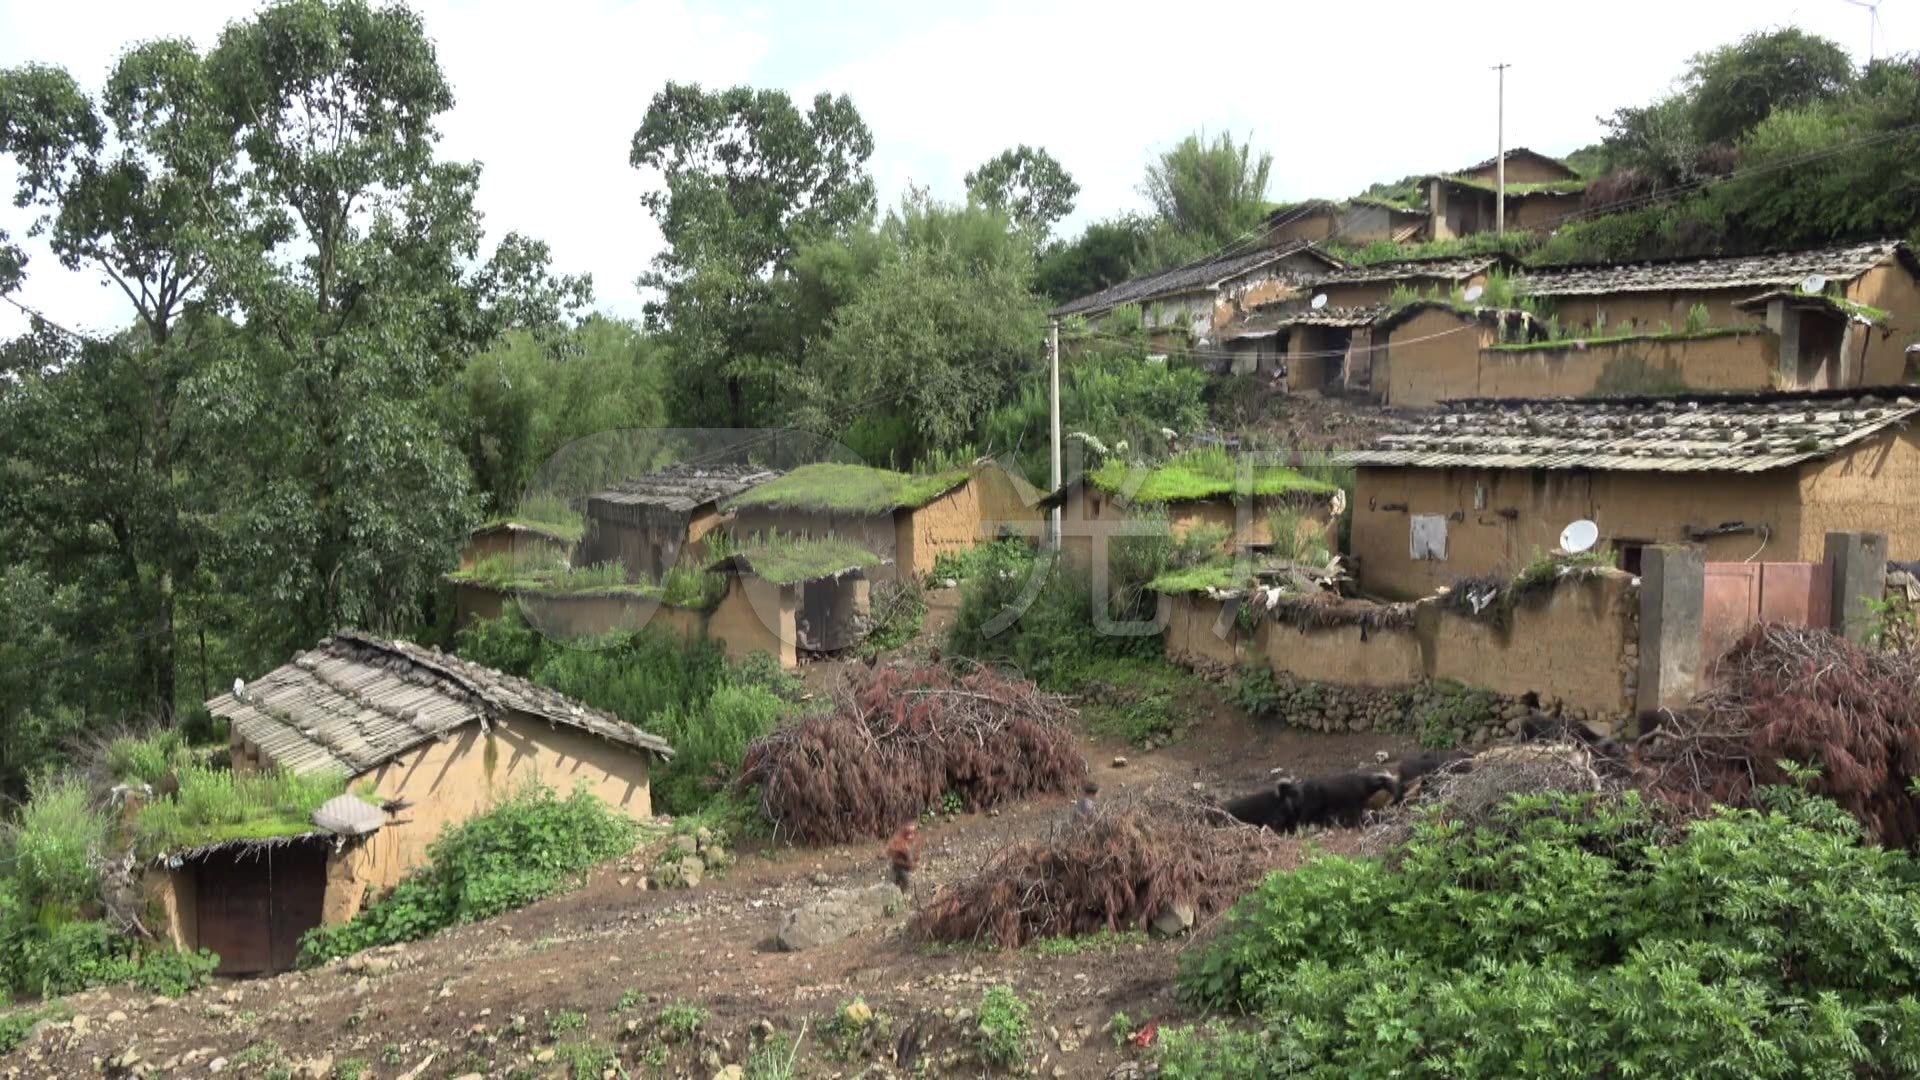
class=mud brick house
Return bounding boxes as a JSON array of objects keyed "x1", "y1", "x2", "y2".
[
  {"x1": 1299, "y1": 257, "x2": 1499, "y2": 310},
  {"x1": 1427, "y1": 149, "x2": 1586, "y2": 239},
  {"x1": 1515, "y1": 241, "x2": 1920, "y2": 383},
  {"x1": 1049, "y1": 242, "x2": 1347, "y2": 352},
  {"x1": 1339, "y1": 389, "x2": 1920, "y2": 599},
  {"x1": 727, "y1": 461, "x2": 1041, "y2": 581},
  {"x1": 460, "y1": 520, "x2": 577, "y2": 571},
  {"x1": 1218, "y1": 304, "x2": 1389, "y2": 390},
  {"x1": 707, "y1": 537, "x2": 885, "y2": 662},
  {"x1": 1264, "y1": 199, "x2": 1427, "y2": 247},
  {"x1": 154, "y1": 632, "x2": 670, "y2": 973},
  {"x1": 1049, "y1": 454, "x2": 1341, "y2": 566},
  {"x1": 581, "y1": 463, "x2": 782, "y2": 581}
]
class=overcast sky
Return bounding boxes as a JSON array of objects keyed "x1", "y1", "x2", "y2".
[{"x1": 0, "y1": 0, "x2": 1908, "y2": 337}]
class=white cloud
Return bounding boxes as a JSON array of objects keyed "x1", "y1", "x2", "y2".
[{"x1": 1, "y1": 0, "x2": 1904, "y2": 337}]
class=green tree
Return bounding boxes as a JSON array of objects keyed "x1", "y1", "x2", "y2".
[
  {"x1": 1597, "y1": 95, "x2": 1705, "y2": 188},
  {"x1": 1035, "y1": 217, "x2": 1148, "y2": 306},
  {"x1": 630, "y1": 83, "x2": 875, "y2": 428},
  {"x1": 1687, "y1": 27, "x2": 1854, "y2": 146},
  {"x1": 965, "y1": 144, "x2": 1079, "y2": 236},
  {"x1": 1140, "y1": 130, "x2": 1273, "y2": 263}
]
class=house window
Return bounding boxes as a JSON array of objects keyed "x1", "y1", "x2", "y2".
[
  {"x1": 1410, "y1": 514, "x2": 1448, "y2": 561},
  {"x1": 1615, "y1": 540, "x2": 1649, "y2": 576}
]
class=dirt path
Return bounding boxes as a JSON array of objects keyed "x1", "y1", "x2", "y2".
[{"x1": 7, "y1": 639, "x2": 1413, "y2": 1080}]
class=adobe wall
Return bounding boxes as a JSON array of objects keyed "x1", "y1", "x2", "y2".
[
  {"x1": 1269, "y1": 208, "x2": 1337, "y2": 245},
  {"x1": 1798, "y1": 428, "x2": 1920, "y2": 563},
  {"x1": 1507, "y1": 191, "x2": 1580, "y2": 232},
  {"x1": 708, "y1": 574, "x2": 797, "y2": 669},
  {"x1": 1384, "y1": 307, "x2": 1490, "y2": 405},
  {"x1": 1462, "y1": 156, "x2": 1575, "y2": 186},
  {"x1": 1846, "y1": 262, "x2": 1920, "y2": 385},
  {"x1": 732, "y1": 507, "x2": 900, "y2": 580},
  {"x1": 460, "y1": 529, "x2": 572, "y2": 571},
  {"x1": 349, "y1": 721, "x2": 656, "y2": 899},
  {"x1": 898, "y1": 481, "x2": 984, "y2": 579},
  {"x1": 1315, "y1": 282, "x2": 1394, "y2": 308},
  {"x1": 1163, "y1": 571, "x2": 1638, "y2": 724},
  {"x1": 145, "y1": 868, "x2": 197, "y2": 954},
  {"x1": 968, "y1": 463, "x2": 1047, "y2": 540},
  {"x1": 1533, "y1": 289, "x2": 1755, "y2": 336},
  {"x1": 1465, "y1": 333, "x2": 1778, "y2": 402},
  {"x1": 1352, "y1": 465, "x2": 1804, "y2": 600},
  {"x1": 1058, "y1": 485, "x2": 1333, "y2": 564},
  {"x1": 452, "y1": 580, "x2": 508, "y2": 628}
]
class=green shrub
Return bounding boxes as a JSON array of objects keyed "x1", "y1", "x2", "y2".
[
  {"x1": 647, "y1": 684, "x2": 785, "y2": 815},
  {"x1": 975, "y1": 985, "x2": 1032, "y2": 1067},
  {"x1": 22, "y1": 920, "x2": 136, "y2": 999},
  {"x1": 105, "y1": 730, "x2": 192, "y2": 786},
  {"x1": 946, "y1": 544, "x2": 1161, "y2": 691},
  {"x1": 5, "y1": 775, "x2": 108, "y2": 911},
  {"x1": 132, "y1": 947, "x2": 219, "y2": 997},
  {"x1": 1180, "y1": 789, "x2": 1920, "y2": 1078},
  {"x1": 298, "y1": 785, "x2": 636, "y2": 965},
  {"x1": 930, "y1": 538, "x2": 1032, "y2": 584},
  {"x1": 133, "y1": 765, "x2": 348, "y2": 857},
  {"x1": 1229, "y1": 665, "x2": 1284, "y2": 722},
  {"x1": 856, "y1": 581, "x2": 927, "y2": 657},
  {"x1": 453, "y1": 606, "x2": 547, "y2": 676}
]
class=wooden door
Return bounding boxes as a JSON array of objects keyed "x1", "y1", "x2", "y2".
[{"x1": 194, "y1": 841, "x2": 330, "y2": 976}]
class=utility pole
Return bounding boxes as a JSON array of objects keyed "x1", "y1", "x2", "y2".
[
  {"x1": 1048, "y1": 319, "x2": 1062, "y2": 550},
  {"x1": 1492, "y1": 62, "x2": 1510, "y2": 237}
]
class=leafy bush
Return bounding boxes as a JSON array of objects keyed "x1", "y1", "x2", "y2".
[
  {"x1": 299, "y1": 785, "x2": 637, "y2": 965},
  {"x1": 1180, "y1": 789, "x2": 1920, "y2": 1077},
  {"x1": 647, "y1": 684, "x2": 786, "y2": 815},
  {"x1": 856, "y1": 581, "x2": 926, "y2": 657},
  {"x1": 975, "y1": 985, "x2": 1032, "y2": 1067},
  {"x1": 5, "y1": 774, "x2": 108, "y2": 911},
  {"x1": 930, "y1": 538, "x2": 1032, "y2": 585},
  {"x1": 1229, "y1": 665, "x2": 1284, "y2": 722},
  {"x1": 132, "y1": 947, "x2": 219, "y2": 997},
  {"x1": 946, "y1": 543, "x2": 1162, "y2": 691},
  {"x1": 104, "y1": 729, "x2": 192, "y2": 786},
  {"x1": 19, "y1": 920, "x2": 136, "y2": 998},
  {"x1": 133, "y1": 765, "x2": 349, "y2": 857}
]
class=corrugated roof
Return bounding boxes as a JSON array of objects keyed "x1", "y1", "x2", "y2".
[
  {"x1": 1517, "y1": 242, "x2": 1909, "y2": 298},
  {"x1": 1050, "y1": 243, "x2": 1345, "y2": 318},
  {"x1": 589, "y1": 464, "x2": 783, "y2": 515},
  {"x1": 1220, "y1": 304, "x2": 1390, "y2": 340},
  {"x1": 208, "y1": 631, "x2": 671, "y2": 776},
  {"x1": 1336, "y1": 389, "x2": 1920, "y2": 473}
]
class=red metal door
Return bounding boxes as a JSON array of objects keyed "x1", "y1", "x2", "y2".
[{"x1": 1701, "y1": 562, "x2": 1832, "y2": 669}]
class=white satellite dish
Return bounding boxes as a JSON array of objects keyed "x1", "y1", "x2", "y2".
[
  {"x1": 1310, "y1": 293, "x2": 1329, "y2": 310},
  {"x1": 1801, "y1": 273, "x2": 1827, "y2": 295},
  {"x1": 1559, "y1": 519, "x2": 1599, "y2": 555},
  {"x1": 1462, "y1": 285, "x2": 1485, "y2": 303}
]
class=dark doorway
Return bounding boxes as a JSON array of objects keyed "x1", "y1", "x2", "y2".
[{"x1": 193, "y1": 839, "x2": 330, "y2": 975}]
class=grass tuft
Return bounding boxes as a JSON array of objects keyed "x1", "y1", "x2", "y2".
[
  {"x1": 728, "y1": 463, "x2": 968, "y2": 515},
  {"x1": 133, "y1": 766, "x2": 352, "y2": 857},
  {"x1": 1089, "y1": 448, "x2": 1338, "y2": 505}
]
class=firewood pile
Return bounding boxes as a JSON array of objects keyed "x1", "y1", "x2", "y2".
[{"x1": 738, "y1": 663, "x2": 1085, "y2": 846}]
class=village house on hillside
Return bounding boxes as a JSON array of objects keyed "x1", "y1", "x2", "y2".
[
  {"x1": 1427, "y1": 148, "x2": 1586, "y2": 239},
  {"x1": 460, "y1": 519, "x2": 578, "y2": 571},
  {"x1": 707, "y1": 536, "x2": 886, "y2": 662},
  {"x1": 1338, "y1": 389, "x2": 1920, "y2": 599},
  {"x1": 1264, "y1": 198, "x2": 1428, "y2": 247},
  {"x1": 1048, "y1": 453, "x2": 1342, "y2": 566},
  {"x1": 1049, "y1": 243, "x2": 1347, "y2": 351},
  {"x1": 153, "y1": 632, "x2": 670, "y2": 974},
  {"x1": 581, "y1": 463, "x2": 782, "y2": 581}
]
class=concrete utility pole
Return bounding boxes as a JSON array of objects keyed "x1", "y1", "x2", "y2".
[
  {"x1": 1048, "y1": 319, "x2": 1062, "y2": 549},
  {"x1": 1492, "y1": 62, "x2": 1510, "y2": 237}
]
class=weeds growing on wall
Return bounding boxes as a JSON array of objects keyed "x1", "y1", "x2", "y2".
[
  {"x1": 299, "y1": 784, "x2": 637, "y2": 965},
  {"x1": 1175, "y1": 788, "x2": 1920, "y2": 1078},
  {"x1": 946, "y1": 543, "x2": 1164, "y2": 691},
  {"x1": 856, "y1": 581, "x2": 927, "y2": 657}
]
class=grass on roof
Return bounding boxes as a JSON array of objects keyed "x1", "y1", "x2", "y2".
[
  {"x1": 1489, "y1": 324, "x2": 1767, "y2": 353},
  {"x1": 726, "y1": 463, "x2": 967, "y2": 515},
  {"x1": 1331, "y1": 231, "x2": 1539, "y2": 268},
  {"x1": 727, "y1": 532, "x2": 883, "y2": 585},
  {"x1": 133, "y1": 765, "x2": 354, "y2": 858},
  {"x1": 449, "y1": 553, "x2": 660, "y2": 598},
  {"x1": 1089, "y1": 448, "x2": 1341, "y2": 504},
  {"x1": 1437, "y1": 174, "x2": 1589, "y2": 196},
  {"x1": 480, "y1": 492, "x2": 585, "y2": 543},
  {"x1": 1147, "y1": 559, "x2": 1243, "y2": 595}
]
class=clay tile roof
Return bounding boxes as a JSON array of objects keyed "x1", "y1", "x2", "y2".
[
  {"x1": 1303, "y1": 258, "x2": 1499, "y2": 287},
  {"x1": 589, "y1": 463, "x2": 783, "y2": 514},
  {"x1": 1516, "y1": 242, "x2": 1910, "y2": 298},
  {"x1": 1335, "y1": 388, "x2": 1920, "y2": 474},
  {"x1": 1735, "y1": 290, "x2": 1882, "y2": 324},
  {"x1": 208, "y1": 630, "x2": 671, "y2": 776},
  {"x1": 1050, "y1": 243, "x2": 1346, "y2": 318},
  {"x1": 1220, "y1": 304, "x2": 1391, "y2": 340}
]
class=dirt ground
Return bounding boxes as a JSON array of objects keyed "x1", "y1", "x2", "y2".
[{"x1": 6, "y1": 594, "x2": 1415, "y2": 1080}]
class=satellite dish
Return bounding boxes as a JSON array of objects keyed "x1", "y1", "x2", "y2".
[
  {"x1": 1310, "y1": 293, "x2": 1329, "y2": 310},
  {"x1": 1801, "y1": 273, "x2": 1827, "y2": 295},
  {"x1": 1559, "y1": 519, "x2": 1599, "y2": 555},
  {"x1": 1462, "y1": 285, "x2": 1485, "y2": 303}
]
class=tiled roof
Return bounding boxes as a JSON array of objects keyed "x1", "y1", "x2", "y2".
[
  {"x1": 208, "y1": 631, "x2": 671, "y2": 776},
  {"x1": 1735, "y1": 290, "x2": 1883, "y2": 325},
  {"x1": 1304, "y1": 258, "x2": 1498, "y2": 287},
  {"x1": 1220, "y1": 304, "x2": 1390, "y2": 340},
  {"x1": 1459, "y1": 147, "x2": 1581, "y2": 180},
  {"x1": 1051, "y1": 243, "x2": 1344, "y2": 317},
  {"x1": 1517, "y1": 242, "x2": 1910, "y2": 298},
  {"x1": 1337, "y1": 389, "x2": 1920, "y2": 473},
  {"x1": 589, "y1": 464, "x2": 783, "y2": 515}
]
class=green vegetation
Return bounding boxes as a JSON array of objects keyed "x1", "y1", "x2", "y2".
[
  {"x1": 726, "y1": 532, "x2": 884, "y2": 585},
  {"x1": 655, "y1": 1001, "x2": 708, "y2": 1040},
  {"x1": 1432, "y1": 174, "x2": 1589, "y2": 196},
  {"x1": 930, "y1": 539, "x2": 1033, "y2": 584},
  {"x1": 729, "y1": 464, "x2": 967, "y2": 515},
  {"x1": 449, "y1": 554, "x2": 657, "y2": 598},
  {"x1": 132, "y1": 766, "x2": 351, "y2": 857},
  {"x1": 1147, "y1": 560, "x2": 1240, "y2": 595},
  {"x1": 1176, "y1": 788, "x2": 1920, "y2": 1078},
  {"x1": 1032, "y1": 929, "x2": 1149, "y2": 956},
  {"x1": 1090, "y1": 448, "x2": 1338, "y2": 505},
  {"x1": 975, "y1": 985, "x2": 1033, "y2": 1068},
  {"x1": 297, "y1": 784, "x2": 638, "y2": 965},
  {"x1": 1333, "y1": 231, "x2": 1539, "y2": 268},
  {"x1": 857, "y1": 581, "x2": 926, "y2": 657},
  {"x1": 478, "y1": 493, "x2": 587, "y2": 544},
  {"x1": 1078, "y1": 657, "x2": 1203, "y2": 748},
  {"x1": 1489, "y1": 324, "x2": 1765, "y2": 353},
  {"x1": 947, "y1": 540, "x2": 1165, "y2": 691}
]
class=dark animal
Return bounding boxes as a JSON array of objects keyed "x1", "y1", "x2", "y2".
[
  {"x1": 1391, "y1": 750, "x2": 1472, "y2": 800},
  {"x1": 1518, "y1": 714, "x2": 1632, "y2": 767},
  {"x1": 1223, "y1": 771, "x2": 1400, "y2": 833},
  {"x1": 153, "y1": 771, "x2": 180, "y2": 801}
]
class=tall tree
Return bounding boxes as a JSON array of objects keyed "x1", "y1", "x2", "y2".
[
  {"x1": 1139, "y1": 130, "x2": 1273, "y2": 261},
  {"x1": 965, "y1": 144, "x2": 1079, "y2": 237},
  {"x1": 630, "y1": 83, "x2": 875, "y2": 428},
  {"x1": 1687, "y1": 28, "x2": 1854, "y2": 145}
]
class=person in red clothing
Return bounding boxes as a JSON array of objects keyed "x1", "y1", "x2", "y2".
[{"x1": 886, "y1": 822, "x2": 921, "y2": 891}]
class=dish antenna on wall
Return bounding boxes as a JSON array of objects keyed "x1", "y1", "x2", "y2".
[
  {"x1": 1462, "y1": 285, "x2": 1486, "y2": 303},
  {"x1": 1801, "y1": 272, "x2": 1828, "y2": 295},
  {"x1": 1559, "y1": 519, "x2": 1599, "y2": 555},
  {"x1": 1310, "y1": 293, "x2": 1329, "y2": 310}
]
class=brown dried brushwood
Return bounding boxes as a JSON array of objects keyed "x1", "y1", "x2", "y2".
[
  {"x1": 911, "y1": 795, "x2": 1274, "y2": 949},
  {"x1": 738, "y1": 663, "x2": 1085, "y2": 846}
]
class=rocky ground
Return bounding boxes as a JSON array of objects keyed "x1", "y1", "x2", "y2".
[{"x1": 4, "y1": 599, "x2": 1415, "y2": 1080}]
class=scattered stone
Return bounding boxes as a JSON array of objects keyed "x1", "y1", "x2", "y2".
[
  {"x1": 777, "y1": 883, "x2": 904, "y2": 951},
  {"x1": 810, "y1": 871, "x2": 831, "y2": 887},
  {"x1": 1110, "y1": 756, "x2": 1128, "y2": 768},
  {"x1": 70, "y1": 1015, "x2": 90, "y2": 1035},
  {"x1": 207, "y1": 1058, "x2": 227, "y2": 1075},
  {"x1": 534, "y1": 1049, "x2": 556, "y2": 1064},
  {"x1": 105, "y1": 1010, "x2": 128, "y2": 1025},
  {"x1": 711, "y1": 1063, "x2": 742, "y2": 1080}
]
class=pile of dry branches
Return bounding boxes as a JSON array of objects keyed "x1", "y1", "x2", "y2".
[
  {"x1": 737, "y1": 663, "x2": 1085, "y2": 846},
  {"x1": 911, "y1": 794, "x2": 1273, "y2": 948},
  {"x1": 1362, "y1": 741, "x2": 1615, "y2": 853},
  {"x1": 1639, "y1": 623, "x2": 1920, "y2": 846}
]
